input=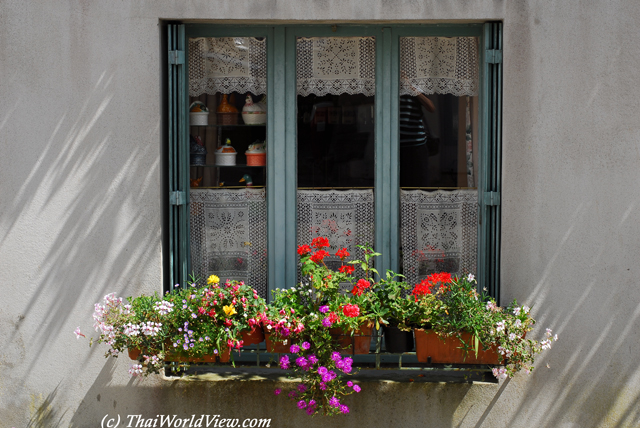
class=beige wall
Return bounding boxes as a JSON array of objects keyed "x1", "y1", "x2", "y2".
[{"x1": 1, "y1": 1, "x2": 640, "y2": 426}]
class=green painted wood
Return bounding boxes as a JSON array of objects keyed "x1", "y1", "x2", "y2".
[
  {"x1": 168, "y1": 24, "x2": 188, "y2": 289},
  {"x1": 478, "y1": 22, "x2": 503, "y2": 301},
  {"x1": 388, "y1": 28, "x2": 400, "y2": 275},
  {"x1": 377, "y1": 27, "x2": 392, "y2": 277},
  {"x1": 283, "y1": 27, "x2": 298, "y2": 291}
]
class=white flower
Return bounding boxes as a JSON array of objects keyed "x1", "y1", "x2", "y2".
[
  {"x1": 513, "y1": 307, "x2": 521, "y2": 316},
  {"x1": 509, "y1": 333, "x2": 517, "y2": 341},
  {"x1": 467, "y1": 273, "x2": 475, "y2": 282},
  {"x1": 522, "y1": 305, "x2": 530, "y2": 314},
  {"x1": 74, "y1": 327, "x2": 85, "y2": 339},
  {"x1": 128, "y1": 364, "x2": 143, "y2": 376},
  {"x1": 496, "y1": 320, "x2": 506, "y2": 333},
  {"x1": 492, "y1": 367, "x2": 508, "y2": 380},
  {"x1": 514, "y1": 319, "x2": 522, "y2": 328}
]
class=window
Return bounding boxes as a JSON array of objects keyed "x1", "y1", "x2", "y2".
[{"x1": 166, "y1": 23, "x2": 502, "y2": 301}]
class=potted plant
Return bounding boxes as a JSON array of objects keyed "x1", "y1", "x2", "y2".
[
  {"x1": 373, "y1": 271, "x2": 417, "y2": 353},
  {"x1": 412, "y1": 273, "x2": 558, "y2": 377}
]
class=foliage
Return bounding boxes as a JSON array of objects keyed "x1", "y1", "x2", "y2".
[{"x1": 81, "y1": 237, "x2": 558, "y2": 414}]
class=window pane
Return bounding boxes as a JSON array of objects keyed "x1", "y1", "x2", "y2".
[
  {"x1": 399, "y1": 36, "x2": 479, "y2": 284},
  {"x1": 187, "y1": 36, "x2": 268, "y2": 298},
  {"x1": 295, "y1": 37, "x2": 375, "y2": 278}
]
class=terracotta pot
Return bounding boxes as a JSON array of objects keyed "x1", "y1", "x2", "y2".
[
  {"x1": 264, "y1": 331, "x2": 291, "y2": 353},
  {"x1": 329, "y1": 324, "x2": 373, "y2": 354},
  {"x1": 414, "y1": 329, "x2": 500, "y2": 364},
  {"x1": 241, "y1": 326, "x2": 265, "y2": 346},
  {"x1": 128, "y1": 348, "x2": 142, "y2": 360},
  {"x1": 383, "y1": 325, "x2": 414, "y2": 353}
]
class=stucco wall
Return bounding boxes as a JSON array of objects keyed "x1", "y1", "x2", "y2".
[{"x1": 1, "y1": 1, "x2": 640, "y2": 427}]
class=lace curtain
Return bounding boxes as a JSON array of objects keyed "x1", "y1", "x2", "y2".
[
  {"x1": 190, "y1": 189, "x2": 268, "y2": 298},
  {"x1": 297, "y1": 189, "x2": 374, "y2": 282},
  {"x1": 189, "y1": 36, "x2": 478, "y2": 97},
  {"x1": 400, "y1": 189, "x2": 477, "y2": 285},
  {"x1": 189, "y1": 37, "x2": 267, "y2": 97},
  {"x1": 296, "y1": 37, "x2": 376, "y2": 97},
  {"x1": 400, "y1": 37, "x2": 479, "y2": 97}
]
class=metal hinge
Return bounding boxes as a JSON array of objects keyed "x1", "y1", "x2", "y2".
[
  {"x1": 169, "y1": 50, "x2": 185, "y2": 65},
  {"x1": 486, "y1": 49, "x2": 503, "y2": 64},
  {"x1": 170, "y1": 191, "x2": 186, "y2": 206},
  {"x1": 484, "y1": 191, "x2": 501, "y2": 206}
]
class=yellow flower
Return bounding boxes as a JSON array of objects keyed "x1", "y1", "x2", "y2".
[
  {"x1": 207, "y1": 275, "x2": 220, "y2": 285},
  {"x1": 223, "y1": 305, "x2": 237, "y2": 316}
]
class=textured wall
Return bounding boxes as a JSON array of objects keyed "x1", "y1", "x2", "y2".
[{"x1": 1, "y1": 0, "x2": 639, "y2": 427}]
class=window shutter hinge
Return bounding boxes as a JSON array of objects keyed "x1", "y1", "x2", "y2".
[
  {"x1": 486, "y1": 49, "x2": 502, "y2": 64},
  {"x1": 484, "y1": 191, "x2": 501, "y2": 206},
  {"x1": 169, "y1": 50, "x2": 185, "y2": 65},
  {"x1": 170, "y1": 191, "x2": 186, "y2": 206}
]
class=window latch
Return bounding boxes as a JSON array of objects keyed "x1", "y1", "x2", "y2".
[{"x1": 170, "y1": 191, "x2": 186, "y2": 206}]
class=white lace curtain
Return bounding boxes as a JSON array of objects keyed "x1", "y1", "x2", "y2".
[
  {"x1": 400, "y1": 37, "x2": 479, "y2": 97},
  {"x1": 188, "y1": 36, "x2": 478, "y2": 97},
  {"x1": 297, "y1": 189, "x2": 374, "y2": 281},
  {"x1": 400, "y1": 189, "x2": 477, "y2": 285},
  {"x1": 189, "y1": 189, "x2": 268, "y2": 298}
]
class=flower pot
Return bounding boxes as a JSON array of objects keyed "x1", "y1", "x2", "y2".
[
  {"x1": 414, "y1": 329, "x2": 500, "y2": 364},
  {"x1": 128, "y1": 348, "x2": 142, "y2": 360},
  {"x1": 383, "y1": 325, "x2": 414, "y2": 353},
  {"x1": 241, "y1": 326, "x2": 265, "y2": 346},
  {"x1": 264, "y1": 330, "x2": 291, "y2": 353},
  {"x1": 329, "y1": 324, "x2": 373, "y2": 354}
]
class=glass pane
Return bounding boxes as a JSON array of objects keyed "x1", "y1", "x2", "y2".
[
  {"x1": 296, "y1": 36, "x2": 375, "y2": 278},
  {"x1": 187, "y1": 36, "x2": 268, "y2": 298},
  {"x1": 399, "y1": 36, "x2": 480, "y2": 284}
]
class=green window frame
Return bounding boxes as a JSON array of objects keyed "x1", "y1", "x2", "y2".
[{"x1": 166, "y1": 22, "x2": 503, "y2": 301}]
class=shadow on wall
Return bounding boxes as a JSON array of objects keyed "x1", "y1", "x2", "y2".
[
  {"x1": 498, "y1": 2, "x2": 640, "y2": 427},
  {"x1": 0, "y1": 65, "x2": 162, "y2": 411},
  {"x1": 68, "y1": 374, "x2": 508, "y2": 428}
]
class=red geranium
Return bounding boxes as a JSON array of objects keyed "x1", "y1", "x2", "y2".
[
  {"x1": 342, "y1": 304, "x2": 360, "y2": 318},
  {"x1": 310, "y1": 250, "x2": 329, "y2": 263},
  {"x1": 297, "y1": 245, "x2": 312, "y2": 255},
  {"x1": 351, "y1": 279, "x2": 370, "y2": 296},
  {"x1": 335, "y1": 248, "x2": 350, "y2": 260},
  {"x1": 338, "y1": 265, "x2": 355, "y2": 275},
  {"x1": 311, "y1": 236, "x2": 330, "y2": 249},
  {"x1": 328, "y1": 311, "x2": 340, "y2": 324},
  {"x1": 411, "y1": 278, "x2": 432, "y2": 301}
]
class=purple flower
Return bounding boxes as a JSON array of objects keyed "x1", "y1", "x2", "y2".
[
  {"x1": 297, "y1": 400, "x2": 307, "y2": 409},
  {"x1": 274, "y1": 388, "x2": 282, "y2": 395},
  {"x1": 281, "y1": 327, "x2": 291, "y2": 337},
  {"x1": 308, "y1": 399, "x2": 316, "y2": 407},
  {"x1": 321, "y1": 373, "x2": 331, "y2": 382},
  {"x1": 306, "y1": 407, "x2": 315, "y2": 416},
  {"x1": 318, "y1": 366, "x2": 328, "y2": 375},
  {"x1": 319, "y1": 382, "x2": 327, "y2": 391},
  {"x1": 319, "y1": 305, "x2": 329, "y2": 313},
  {"x1": 343, "y1": 357, "x2": 353, "y2": 365},
  {"x1": 331, "y1": 352, "x2": 342, "y2": 362},
  {"x1": 342, "y1": 365, "x2": 352, "y2": 374},
  {"x1": 290, "y1": 344, "x2": 300, "y2": 353},
  {"x1": 328, "y1": 370, "x2": 337, "y2": 380},
  {"x1": 353, "y1": 384, "x2": 361, "y2": 393},
  {"x1": 297, "y1": 384, "x2": 307, "y2": 392},
  {"x1": 340, "y1": 405, "x2": 350, "y2": 414},
  {"x1": 336, "y1": 360, "x2": 345, "y2": 370},
  {"x1": 308, "y1": 355, "x2": 318, "y2": 365},
  {"x1": 329, "y1": 397, "x2": 340, "y2": 407},
  {"x1": 288, "y1": 391, "x2": 298, "y2": 399},
  {"x1": 347, "y1": 381, "x2": 353, "y2": 387},
  {"x1": 279, "y1": 355, "x2": 290, "y2": 370},
  {"x1": 295, "y1": 357, "x2": 308, "y2": 368},
  {"x1": 322, "y1": 318, "x2": 332, "y2": 327},
  {"x1": 301, "y1": 341, "x2": 311, "y2": 350}
]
